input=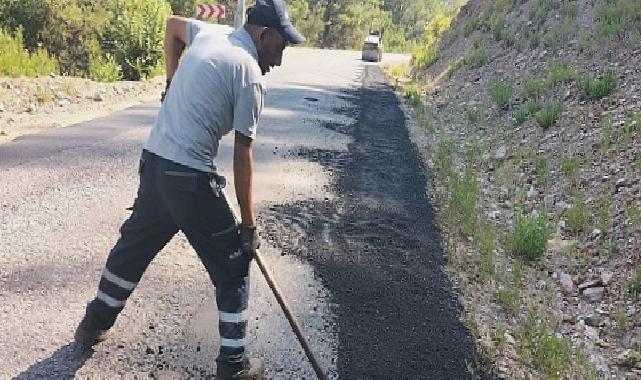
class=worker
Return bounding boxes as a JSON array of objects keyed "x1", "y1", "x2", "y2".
[{"x1": 73, "y1": 1, "x2": 304, "y2": 379}]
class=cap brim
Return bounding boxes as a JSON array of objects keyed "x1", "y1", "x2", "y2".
[{"x1": 280, "y1": 23, "x2": 305, "y2": 44}]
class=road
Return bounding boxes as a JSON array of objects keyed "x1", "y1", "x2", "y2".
[{"x1": 0, "y1": 49, "x2": 482, "y2": 379}]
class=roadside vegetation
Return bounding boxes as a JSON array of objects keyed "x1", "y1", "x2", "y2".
[{"x1": 387, "y1": 0, "x2": 641, "y2": 378}]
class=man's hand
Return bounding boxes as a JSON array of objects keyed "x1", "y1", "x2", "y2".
[
  {"x1": 161, "y1": 79, "x2": 171, "y2": 102},
  {"x1": 239, "y1": 225, "x2": 260, "y2": 259}
]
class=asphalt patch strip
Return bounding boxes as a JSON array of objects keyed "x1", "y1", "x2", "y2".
[{"x1": 261, "y1": 65, "x2": 493, "y2": 378}]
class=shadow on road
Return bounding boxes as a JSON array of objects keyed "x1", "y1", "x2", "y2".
[{"x1": 13, "y1": 343, "x2": 93, "y2": 380}]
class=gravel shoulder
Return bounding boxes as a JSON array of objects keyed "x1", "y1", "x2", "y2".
[{"x1": 0, "y1": 76, "x2": 164, "y2": 145}]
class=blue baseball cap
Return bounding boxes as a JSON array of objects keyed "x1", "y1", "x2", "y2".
[{"x1": 247, "y1": 0, "x2": 305, "y2": 44}]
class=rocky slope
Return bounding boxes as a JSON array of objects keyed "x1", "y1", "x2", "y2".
[{"x1": 395, "y1": 0, "x2": 641, "y2": 378}]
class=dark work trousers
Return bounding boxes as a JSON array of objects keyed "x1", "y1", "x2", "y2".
[{"x1": 85, "y1": 149, "x2": 251, "y2": 364}]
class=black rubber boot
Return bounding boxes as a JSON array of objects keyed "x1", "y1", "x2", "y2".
[
  {"x1": 74, "y1": 311, "x2": 110, "y2": 349},
  {"x1": 216, "y1": 358, "x2": 264, "y2": 380}
]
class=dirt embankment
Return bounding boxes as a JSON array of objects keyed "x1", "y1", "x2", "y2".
[
  {"x1": 395, "y1": 0, "x2": 641, "y2": 379},
  {"x1": 0, "y1": 76, "x2": 164, "y2": 145}
]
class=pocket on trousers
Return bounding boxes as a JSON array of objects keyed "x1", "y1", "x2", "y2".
[{"x1": 164, "y1": 170, "x2": 198, "y2": 192}]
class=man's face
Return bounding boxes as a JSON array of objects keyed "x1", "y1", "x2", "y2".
[{"x1": 257, "y1": 28, "x2": 287, "y2": 75}]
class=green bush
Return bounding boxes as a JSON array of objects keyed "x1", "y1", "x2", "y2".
[
  {"x1": 464, "y1": 46, "x2": 489, "y2": 68},
  {"x1": 526, "y1": 99, "x2": 542, "y2": 115},
  {"x1": 547, "y1": 61, "x2": 577, "y2": 85},
  {"x1": 108, "y1": 0, "x2": 170, "y2": 80},
  {"x1": 565, "y1": 193, "x2": 589, "y2": 235},
  {"x1": 89, "y1": 53, "x2": 121, "y2": 82},
  {"x1": 403, "y1": 82, "x2": 424, "y2": 108},
  {"x1": 518, "y1": 307, "x2": 571, "y2": 379},
  {"x1": 579, "y1": 68, "x2": 618, "y2": 100},
  {"x1": 529, "y1": 0, "x2": 553, "y2": 27},
  {"x1": 627, "y1": 266, "x2": 641, "y2": 299},
  {"x1": 445, "y1": 59, "x2": 462, "y2": 79},
  {"x1": 508, "y1": 211, "x2": 550, "y2": 260},
  {"x1": 514, "y1": 107, "x2": 528, "y2": 124},
  {"x1": 534, "y1": 155, "x2": 549, "y2": 184},
  {"x1": 561, "y1": 154, "x2": 579, "y2": 177},
  {"x1": 449, "y1": 166, "x2": 479, "y2": 236},
  {"x1": 522, "y1": 78, "x2": 545, "y2": 100},
  {"x1": 488, "y1": 78, "x2": 514, "y2": 110},
  {"x1": 478, "y1": 222, "x2": 496, "y2": 275},
  {"x1": 535, "y1": 102, "x2": 563, "y2": 129},
  {"x1": 0, "y1": 28, "x2": 58, "y2": 77},
  {"x1": 412, "y1": 46, "x2": 440, "y2": 70},
  {"x1": 595, "y1": 0, "x2": 641, "y2": 41}
]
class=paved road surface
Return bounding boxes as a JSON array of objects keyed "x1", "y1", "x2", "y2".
[{"x1": 0, "y1": 49, "x2": 482, "y2": 379}]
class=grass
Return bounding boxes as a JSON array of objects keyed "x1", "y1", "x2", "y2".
[
  {"x1": 446, "y1": 59, "x2": 463, "y2": 79},
  {"x1": 535, "y1": 102, "x2": 563, "y2": 129},
  {"x1": 413, "y1": 46, "x2": 440, "y2": 70},
  {"x1": 626, "y1": 266, "x2": 641, "y2": 299},
  {"x1": 478, "y1": 222, "x2": 497, "y2": 275},
  {"x1": 488, "y1": 78, "x2": 514, "y2": 110},
  {"x1": 579, "y1": 68, "x2": 617, "y2": 100},
  {"x1": 517, "y1": 307, "x2": 571, "y2": 379},
  {"x1": 515, "y1": 107, "x2": 528, "y2": 125},
  {"x1": 561, "y1": 1, "x2": 579, "y2": 20},
  {"x1": 522, "y1": 78, "x2": 546, "y2": 100},
  {"x1": 508, "y1": 210, "x2": 550, "y2": 260},
  {"x1": 561, "y1": 154, "x2": 579, "y2": 177},
  {"x1": 435, "y1": 138, "x2": 455, "y2": 181},
  {"x1": 463, "y1": 44, "x2": 490, "y2": 69},
  {"x1": 565, "y1": 193, "x2": 590, "y2": 235},
  {"x1": 403, "y1": 82, "x2": 424, "y2": 108},
  {"x1": 543, "y1": 19, "x2": 576, "y2": 50},
  {"x1": 495, "y1": 288, "x2": 519, "y2": 315},
  {"x1": 465, "y1": 107, "x2": 481, "y2": 124},
  {"x1": 526, "y1": 99, "x2": 542, "y2": 115},
  {"x1": 595, "y1": 0, "x2": 641, "y2": 41},
  {"x1": 35, "y1": 87, "x2": 53, "y2": 104},
  {"x1": 463, "y1": 17, "x2": 482, "y2": 37},
  {"x1": 627, "y1": 203, "x2": 641, "y2": 231},
  {"x1": 61, "y1": 82, "x2": 80, "y2": 98},
  {"x1": 449, "y1": 166, "x2": 479, "y2": 237},
  {"x1": 534, "y1": 155, "x2": 549, "y2": 184},
  {"x1": 547, "y1": 61, "x2": 577, "y2": 86},
  {"x1": 614, "y1": 308, "x2": 628, "y2": 331},
  {"x1": 529, "y1": 0, "x2": 553, "y2": 27}
]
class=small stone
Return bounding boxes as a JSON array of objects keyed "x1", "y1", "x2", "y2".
[
  {"x1": 57, "y1": 98, "x2": 71, "y2": 107},
  {"x1": 584, "y1": 325, "x2": 600, "y2": 341},
  {"x1": 579, "y1": 279, "x2": 602, "y2": 290},
  {"x1": 591, "y1": 228, "x2": 602, "y2": 237},
  {"x1": 145, "y1": 347, "x2": 154, "y2": 355},
  {"x1": 527, "y1": 186, "x2": 537, "y2": 199},
  {"x1": 557, "y1": 271, "x2": 574, "y2": 293},
  {"x1": 601, "y1": 271, "x2": 613, "y2": 286},
  {"x1": 495, "y1": 145, "x2": 508, "y2": 160},
  {"x1": 585, "y1": 314, "x2": 603, "y2": 327},
  {"x1": 0, "y1": 101, "x2": 4, "y2": 112},
  {"x1": 505, "y1": 333, "x2": 516, "y2": 345},
  {"x1": 93, "y1": 92, "x2": 104, "y2": 101},
  {"x1": 582, "y1": 286, "x2": 605, "y2": 302}
]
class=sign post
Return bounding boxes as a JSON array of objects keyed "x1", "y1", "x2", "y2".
[{"x1": 234, "y1": 0, "x2": 246, "y2": 29}]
